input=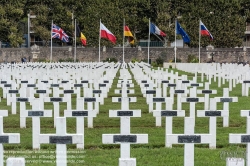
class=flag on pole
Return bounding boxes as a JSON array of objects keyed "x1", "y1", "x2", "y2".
[
  {"x1": 176, "y1": 21, "x2": 190, "y2": 43},
  {"x1": 76, "y1": 24, "x2": 87, "y2": 46},
  {"x1": 124, "y1": 25, "x2": 134, "y2": 44},
  {"x1": 150, "y1": 23, "x2": 166, "y2": 37},
  {"x1": 100, "y1": 22, "x2": 116, "y2": 44},
  {"x1": 52, "y1": 24, "x2": 69, "y2": 42},
  {"x1": 200, "y1": 20, "x2": 213, "y2": 40}
]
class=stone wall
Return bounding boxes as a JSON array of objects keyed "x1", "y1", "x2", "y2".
[{"x1": 0, "y1": 46, "x2": 249, "y2": 63}]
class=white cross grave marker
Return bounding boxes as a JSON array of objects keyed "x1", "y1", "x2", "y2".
[
  {"x1": 64, "y1": 98, "x2": 97, "y2": 149},
  {"x1": 0, "y1": 111, "x2": 20, "y2": 166},
  {"x1": 153, "y1": 98, "x2": 185, "y2": 147},
  {"x1": 215, "y1": 88, "x2": 238, "y2": 127},
  {"x1": 166, "y1": 117, "x2": 212, "y2": 166},
  {"x1": 229, "y1": 110, "x2": 250, "y2": 166},
  {"x1": 21, "y1": 99, "x2": 52, "y2": 149},
  {"x1": 39, "y1": 117, "x2": 83, "y2": 166},
  {"x1": 197, "y1": 82, "x2": 217, "y2": 110},
  {"x1": 181, "y1": 88, "x2": 204, "y2": 125},
  {"x1": 102, "y1": 88, "x2": 148, "y2": 166},
  {"x1": 44, "y1": 95, "x2": 68, "y2": 128},
  {"x1": 151, "y1": 88, "x2": 173, "y2": 126},
  {"x1": 197, "y1": 98, "x2": 228, "y2": 149}
]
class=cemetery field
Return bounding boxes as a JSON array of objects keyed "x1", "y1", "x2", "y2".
[{"x1": 1, "y1": 67, "x2": 248, "y2": 166}]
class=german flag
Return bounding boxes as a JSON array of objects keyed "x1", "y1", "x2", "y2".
[{"x1": 124, "y1": 25, "x2": 134, "y2": 45}]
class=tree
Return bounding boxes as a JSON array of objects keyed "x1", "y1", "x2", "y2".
[{"x1": 0, "y1": 1, "x2": 25, "y2": 47}]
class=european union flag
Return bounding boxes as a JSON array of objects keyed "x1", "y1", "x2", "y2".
[{"x1": 176, "y1": 21, "x2": 190, "y2": 43}]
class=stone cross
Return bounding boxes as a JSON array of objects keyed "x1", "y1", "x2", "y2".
[
  {"x1": 197, "y1": 98, "x2": 228, "y2": 149},
  {"x1": 39, "y1": 117, "x2": 83, "y2": 166},
  {"x1": 64, "y1": 98, "x2": 97, "y2": 149},
  {"x1": 0, "y1": 111, "x2": 20, "y2": 166},
  {"x1": 82, "y1": 88, "x2": 100, "y2": 128},
  {"x1": 161, "y1": 80, "x2": 169, "y2": 97},
  {"x1": 181, "y1": 88, "x2": 204, "y2": 125},
  {"x1": 153, "y1": 98, "x2": 185, "y2": 147},
  {"x1": 215, "y1": 88, "x2": 238, "y2": 127},
  {"x1": 172, "y1": 81, "x2": 189, "y2": 110},
  {"x1": 103, "y1": 77, "x2": 148, "y2": 165},
  {"x1": 151, "y1": 88, "x2": 173, "y2": 126},
  {"x1": 6, "y1": 81, "x2": 17, "y2": 106},
  {"x1": 44, "y1": 96, "x2": 68, "y2": 127},
  {"x1": 167, "y1": 82, "x2": 177, "y2": 102},
  {"x1": 21, "y1": 99, "x2": 52, "y2": 149},
  {"x1": 241, "y1": 80, "x2": 250, "y2": 96},
  {"x1": 93, "y1": 89, "x2": 105, "y2": 113},
  {"x1": 197, "y1": 82, "x2": 217, "y2": 110},
  {"x1": 166, "y1": 117, "x2": 211, "y2": 166},
  {"x1": 16, "y1": 87, "x2": 35, "y2": 128},
  {"x1": 102, "y1": 106, "x2": 147, "y2": 166},
  {"x1": 229, "y1": 109, "x2": 250, "y2": 166},
  {"x1": 63, "y1": 89, "x2": 77, "y2": 110},
  {"x1": 8, "y1": 89, "x2": 19, "y2": 114}
]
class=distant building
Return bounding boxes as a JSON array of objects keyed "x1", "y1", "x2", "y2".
[{"x1": 244, "y1": 22, "x2": 250, "y2": 47}]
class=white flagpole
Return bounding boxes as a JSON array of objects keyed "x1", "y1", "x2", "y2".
[
  {"x1": 50, "y1": 20, "x2": 53, "y2": 62},
  {"x1": 123, "y1": 18, "x2": 125, "y2": 63},
  {"x1": 175, "y1": 19, "x2": 177, "y2": 63},
  {"x1": 148, "y1": 18, "x2": 150, "y2": 64},
  {"x1": 74, "y1": 19, "x2": 76, "y2": 63},
  {"x1": 99, "y1": 19, "x2": 101, "y2": 62},
  {"x1": 199, "y1": 19, "x2": 201, "y2": 63}
]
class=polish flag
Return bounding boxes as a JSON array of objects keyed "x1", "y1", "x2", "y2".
[{"x1": 100, "y1": 22, "x2": 116, "y2": 44}]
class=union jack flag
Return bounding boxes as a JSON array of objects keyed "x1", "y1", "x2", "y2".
[{"x1": 52, "y1": 24, "x2": 69, "y2": 42}]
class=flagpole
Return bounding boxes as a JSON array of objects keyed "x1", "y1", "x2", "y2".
[
  {"x1": 50, "y1": 20, "x2": 53, "y2": 62},
  {"x1": 74, "y1": 19, "x2": 76, "y2": 63},
  {"x1": 99, "y1": 19, "x2": 101, "y2": 62},
  {"x1": 123, "y1": 18, "x2": 125, "y2": 63},
  {"x1": 148, "y1": 18, "x2": 150, "y2": 64},
  {"x1": 175, "y1": 19, "x2": 177, "y2": 63},
  {"x1": 199, "y1": 19, "x2": 201, "y2": 63}
]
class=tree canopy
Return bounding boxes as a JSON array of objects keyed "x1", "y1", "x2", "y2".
[{"x1": 0, "y1": 0, "x2": 249, "y2": 48}]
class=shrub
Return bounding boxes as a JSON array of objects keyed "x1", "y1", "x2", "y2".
[
  {"x1": 172, "y1": 58, "x2": 181, "y2": 63},
  {"x1": 58, "y1": 58, "x2": 79, "y2": 62},
  {"x1": 155, "y1": 57, "x2": 164, "y2": 67},
  {"x1": 103, "y1": 57, "x2": 117, "y2": 63},
  {"x1": 131, "y1": 58, "x2": 138, "y2": 63},
  {"x1": 187, "y1": 54, "x2": 199, "y2": 63}
]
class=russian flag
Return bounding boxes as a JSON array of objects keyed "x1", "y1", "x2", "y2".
[
  {"x1": 200, "y1": 21, "x2": 213, "y2": 40},
  {"x1": 150, "y1": 23, "x2": 166, "y2": 37},
  {"x1": 100, "y1": 22, "x2": 116, "y2": 44}
]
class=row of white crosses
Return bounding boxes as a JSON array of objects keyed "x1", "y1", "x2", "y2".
[
  {"x1": 0, "y1": 63, "x2": 120, "y2": 165},
  {"x1": 4, "y1": 76, "x2": 113, "y2": 129},
  {"x1": 103, "y1": 68, "x2": 148, "y2": 166},
  {"x1": 130, "y1": 63, "x2": 241, "y2": 166}
]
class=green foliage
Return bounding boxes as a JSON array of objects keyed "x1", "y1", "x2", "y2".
[
  {"x1": 58, "y1": 58, "x2": 79, "y2": 62},
  {"x1": 187, "y1": 54, "x2": 199, "y2": 63},
  {"x1": 151, "y1": 61, "x2": 158, "y2": 67},
  {"x1": 155, "y1": 57, "x2": 164, "y2": 66},
  {"x1": 36, "y1": 58, "x2": 49, "y2": 62},
  {"x1": 172, "y1": 58, "x2": 182, "y2": 63},
  {"x1": 103, "y1": 57, "x2": 117, "y2": 63},
  {"x1": 0, "y1": 0, "x2": 249, "y2": 48},
  {"x1": 131, "y1": 57, "x2": 138, "y2": 63}
]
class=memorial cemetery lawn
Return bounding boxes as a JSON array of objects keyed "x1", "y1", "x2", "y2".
[{"x1": 1, "y1": 68, "x2": 247, "y2": 166}]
